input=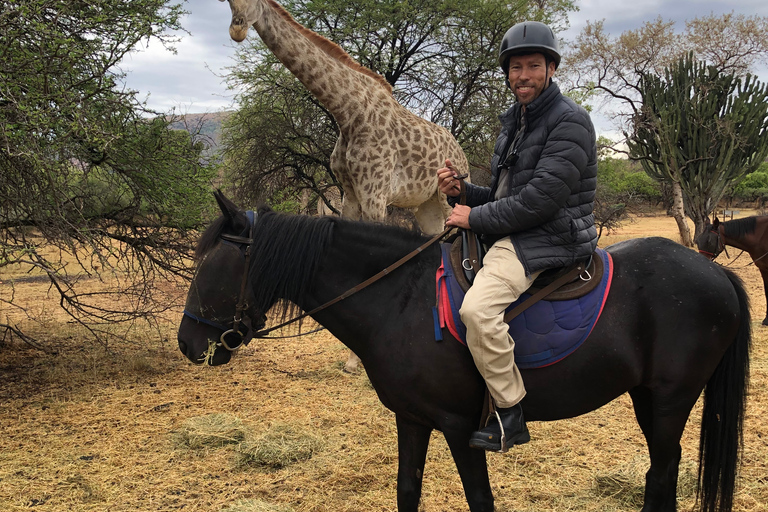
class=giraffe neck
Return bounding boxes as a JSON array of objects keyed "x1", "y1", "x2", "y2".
[{"x1": 252, "y1": 0, "x2": 393, "y2": 129}]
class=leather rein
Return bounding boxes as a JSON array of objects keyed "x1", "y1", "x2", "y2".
[{"x1": 186, "y1": 209, "x2": 455, "y2": 352}]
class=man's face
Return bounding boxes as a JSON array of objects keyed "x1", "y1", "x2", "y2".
[{"x1": 507, "y1": 53, "x2": 556, "y2": 106}]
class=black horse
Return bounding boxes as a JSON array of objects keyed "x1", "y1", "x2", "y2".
[
  {"x1": 697, "y1": 215, "x2": 768, "y2": 325},
  {"x1": 179, "y1": 193, "x2": 751, "y2": 512}
]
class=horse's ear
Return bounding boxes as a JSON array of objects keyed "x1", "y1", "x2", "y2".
[
  {"x1": 713, "y1": 217, "x2": 720, "y2": 229},
  {"x1": 214, "y1": 190, "x2": 240, "y2": 222}
]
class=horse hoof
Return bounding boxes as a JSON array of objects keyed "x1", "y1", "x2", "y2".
[
  {"x1": 343, "y1": 362, "x2": 361, "y2": 374},
  {"x1": 343, "y1": 352, "x2": 362, "y2": 373}
]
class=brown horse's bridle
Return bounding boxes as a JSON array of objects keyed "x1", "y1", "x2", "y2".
[{"x1": 698, "y1": 226, "x2": 726, "y2": 260}]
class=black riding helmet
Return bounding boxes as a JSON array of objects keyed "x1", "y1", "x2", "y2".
[{"x1": 498, "y1": 21, "x2": 561, "y2": 74}]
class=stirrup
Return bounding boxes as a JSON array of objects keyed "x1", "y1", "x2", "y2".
[{"x1": 493, "y1": 409, "x2": 508, "y2": 453}]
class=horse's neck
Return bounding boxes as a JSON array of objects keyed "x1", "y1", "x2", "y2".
[
  {"x1": 300, "y1": 227, "x2": 439, "y2": 347},
  {"x1": 722, "y1": 221, "x2": 760, "y2": 253}
]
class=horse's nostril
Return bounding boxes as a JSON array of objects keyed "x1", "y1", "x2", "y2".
[{"x1": 178, "y1": 339, "x2": 188, "y2": 354}]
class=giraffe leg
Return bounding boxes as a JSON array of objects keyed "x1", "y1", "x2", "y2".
[
  {"x1": 341, "y1": 176, "x2": 389, "y2": 373},
  {"x1": 340, "y1": 185, "x2": 365, "y2": 373}
]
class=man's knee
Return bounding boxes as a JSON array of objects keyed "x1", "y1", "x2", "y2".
[{"x1": 459, "y1": 296, "x2": 485, "y2": 328}]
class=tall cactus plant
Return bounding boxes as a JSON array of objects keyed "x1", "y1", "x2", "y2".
[{"x1": 627, "y1": 52, "x2": 768, "y2": 244}]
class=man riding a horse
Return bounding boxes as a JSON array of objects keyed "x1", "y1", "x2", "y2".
[{"x1": 437, "y1": 20, "x2": 598, "y2": 452}]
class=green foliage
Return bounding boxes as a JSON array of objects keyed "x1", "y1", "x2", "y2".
[
  {"x1": 594, "y1": 157, "x2": 661, "y2": 236},
  {"x1": 627, "y1": 52, "x2": 768, "y2": 236},
  {"x1": 1, "y1": 0, "x2": 217, "y2": 236},
  {"x1": 599, "y1": 158, "x2": 661, "y2": 201},
  {"x1": 0, "y1": 0, "x2": 219, "y2": 342},
  {"x1": 731, "y1": 163, "x2": 768, "y2": 203},
  {"x1": 222, "y1": 0, "x2": 577, "y2": 204}
]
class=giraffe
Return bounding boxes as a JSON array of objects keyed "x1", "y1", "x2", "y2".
[
  {"x1": 219, "y1": 0, "x2": 469, "y2": 236},
  {"x1": 219, "y1": 0, "x2": 469, "y2": 372}
]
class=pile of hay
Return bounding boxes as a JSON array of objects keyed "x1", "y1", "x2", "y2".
[
  {"x1": 236, "y1": 422, "x2": 324, "y2": 469},
  {"x1": 173, "y1": 413, "x2": 248, "y2": 449},
  {"x1": 220, "y1": 499, "x2": 294, "y2": 512}
]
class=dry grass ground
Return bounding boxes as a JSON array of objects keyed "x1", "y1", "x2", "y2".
[{"x1": 1, "y1": 211, "x2": 767, "y2": 512}]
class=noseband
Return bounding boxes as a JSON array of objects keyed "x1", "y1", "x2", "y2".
[
  {"x1": 698, "y1": 226, "x2": 726, "y2": 260},
  {"x1": 183, "y1": 210, "x2": 260, "y2": 353}
]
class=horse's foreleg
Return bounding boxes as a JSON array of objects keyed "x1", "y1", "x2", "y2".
[
  {"x1": 443, "y1": 429, "x2": 494, "y2": 512},
  {"x1": 759, "y1": 268, "x2": 768, "y2": 325},
  {"x1": 395, "y1": 415, "x2": 432, "y2": 511}
]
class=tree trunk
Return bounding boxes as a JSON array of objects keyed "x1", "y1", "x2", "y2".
[
  {"x1": 671, "y1": 181, "x2": 693, "y2": 246},
  {"x1": 689, "y1": 207, "x2": 708, "y2": 245}
]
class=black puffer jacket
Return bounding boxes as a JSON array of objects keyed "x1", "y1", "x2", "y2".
[{"x1": 458, "y1": 82, "x2": 598, "y2": 275}]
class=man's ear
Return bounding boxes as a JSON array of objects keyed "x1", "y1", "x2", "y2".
[{"x1": 547, "y1": 60, "x2": 557, "y2": 85}]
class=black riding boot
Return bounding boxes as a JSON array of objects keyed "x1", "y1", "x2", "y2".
[{"x1": 469, "y1": 403, "x2": 530, "y2": 452}]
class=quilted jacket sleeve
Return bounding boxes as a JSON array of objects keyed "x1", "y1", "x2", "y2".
[{"x1": 468, "y1": 107, "x2": 593, "y2": 235}]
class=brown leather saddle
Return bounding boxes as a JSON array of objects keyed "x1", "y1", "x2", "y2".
[{"x1": 448, "y1": 236, "x2": 604, "y2": 301}]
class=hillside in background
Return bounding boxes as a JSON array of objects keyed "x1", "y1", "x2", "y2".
[{"x1": 169, "y1": 111, "x2": 231, "y2": 158}]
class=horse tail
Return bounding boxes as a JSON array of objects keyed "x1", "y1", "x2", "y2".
[{"x1": 697, "y1": 268, "x2": 751, "y2": 512}]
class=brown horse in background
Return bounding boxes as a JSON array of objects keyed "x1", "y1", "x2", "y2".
[{"x1": 697, "y1": 215, "x2": 768, "y2": 324}]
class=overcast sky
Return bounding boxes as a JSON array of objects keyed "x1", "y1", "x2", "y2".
[{"x1": 120, "y1": 0, "x2": 768, "y2": 135}]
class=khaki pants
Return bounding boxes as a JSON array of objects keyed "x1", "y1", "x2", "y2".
[{"x1": 459, "y1": 237, "x2": 540, "y2": 408}]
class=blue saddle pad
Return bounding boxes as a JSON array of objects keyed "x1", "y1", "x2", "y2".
[{"x1": 435, "y1": 246, "x2": 613, "y2": 369}]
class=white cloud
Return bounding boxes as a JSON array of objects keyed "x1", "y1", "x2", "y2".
[
  {"x1": 120, "y1": 0, "x2": 241, "y2": 113},
  {"x1": 120, "y1": 0, "x2": 768, "y2": 119}
]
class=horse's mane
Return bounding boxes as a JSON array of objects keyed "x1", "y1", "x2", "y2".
[
  {"x1": 248, "y1": 209, "x2": 336, "y2": 319},
  {"x1": 268, "y1": 0, "x2": 393, "y2": 94},
  {"x1": 196, "y1": 205, "x2": 430, "y2": 325},
  {"x1": 723, "y1": 217, "x2": 757, "y2": 238}
]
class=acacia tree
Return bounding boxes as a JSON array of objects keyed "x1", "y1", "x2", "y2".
[
  {"x1": 0, "y1": 0, "x2": 218, "y2": 347},
  {"x1": 567, "y1": 13, "x2": 768, "y2": 129},
  {"x1": 566, "y1": 12, "x2": 768, "y2": 243},
  {"x1": 221, "y1": 0, "x2": 575, "y2": 207},
  {"x1": 627, "y1": 54, "x2": 768, "y2": 244}
]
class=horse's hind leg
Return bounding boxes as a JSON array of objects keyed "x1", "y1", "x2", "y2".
[
  {"x1": 443, "y1": 428, "x2": 494, "y2": 512},
  {"x1": 629, "y1": 387, "x2": 695, "y2": 512},
  {"x1": 395, "y1": 415, "x2": 432, "y2": 511}
]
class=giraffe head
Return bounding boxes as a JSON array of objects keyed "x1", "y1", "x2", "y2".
[{"x1": 219, "y1": 0, "x2": 263, "y2": 42}]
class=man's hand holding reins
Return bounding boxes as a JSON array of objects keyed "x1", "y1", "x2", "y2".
[{"x1": 437, "y1": 158, "x2": 472, "y2": 229}]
